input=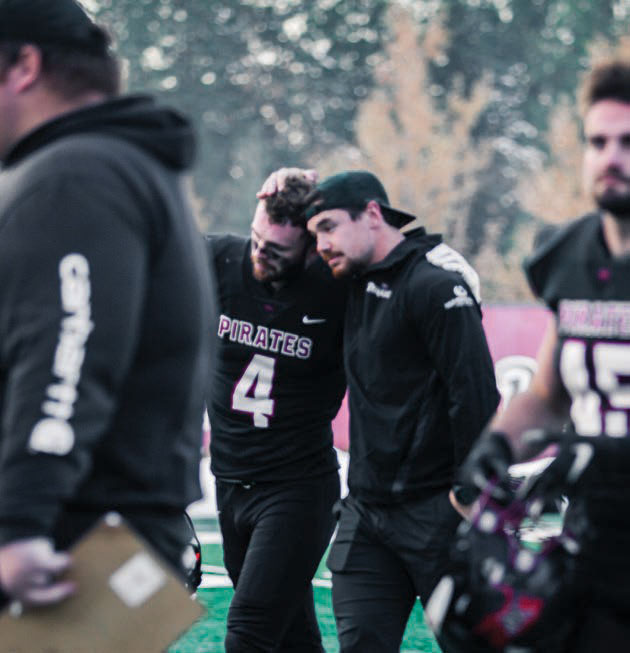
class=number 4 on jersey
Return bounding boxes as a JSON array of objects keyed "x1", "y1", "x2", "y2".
[{"x1": 232, "y1": 354, "x2": 276, "y2": 427}]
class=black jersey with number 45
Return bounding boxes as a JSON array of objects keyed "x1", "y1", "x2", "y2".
[
  {"x1": 205, "y1": 234, "x2": 347, "y2": 481},
  {"x1": 526, "y1": 213, "x2": 630, "y2": 439},
  {"x1": 526, "y1": 212, "x2": 630, "y2": 545}
]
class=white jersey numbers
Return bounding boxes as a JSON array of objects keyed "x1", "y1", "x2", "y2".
[
  {"x1": 560, "y1": 339, "x2": 630, "y2": 437},
  {"x1": 232, "y1": 354, "x2": 276, "y2": 428}
]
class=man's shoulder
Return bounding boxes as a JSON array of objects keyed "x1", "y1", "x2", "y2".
[
  {"x1": 525, "y1": 213, "x2": 599, "y2": 299},
  {"x1": 0, "y1": 135, "x2": 140, "y2": 221},
  {"x1": 9, "y1": 133, "x2": 156, "y2": 192},
  {"x1": 405, "y1": 252, "x2": 477, "y2": 309},
  {"x1": 528, "y1": 213, "x2": 597, "y2": 263},
  {"x1": 39, "y1": 132, "x2": 143, "y2": 166},
  {"x1": 205, "y1": 233, "x2": 247, "y2": 261}
]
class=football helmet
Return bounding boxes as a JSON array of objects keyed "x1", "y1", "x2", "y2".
[
  {"x1": 426, "y1": 482, "x2": 578, "y2": 652},
  {"x1": 182, "y1": 512, "x2": 202, "y2": 592}
]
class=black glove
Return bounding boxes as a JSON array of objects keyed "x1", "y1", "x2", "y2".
[
  {"x1": 451, "y1": 483, "x2": 479, "y2": 507},
  {"x1": 516, "y1": 431, "x2": 606, "y2": 503},
  {"x1": 458, "y1": 431, "x2": 514, "y2": 502}
]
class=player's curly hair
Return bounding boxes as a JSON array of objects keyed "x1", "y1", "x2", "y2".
[
  {"x1": 265, "y1": 176, "x2": 315, "y2": 228},
  {"x1": 580, "y1": 59, "x2": 630, "y2": 115}
]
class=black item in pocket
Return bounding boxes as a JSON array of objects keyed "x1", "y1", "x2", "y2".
[{"x1": 326, "y1": 496, "x2": 362, "y2": 572}]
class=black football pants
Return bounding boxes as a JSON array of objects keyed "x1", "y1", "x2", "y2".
[
  {"x1": 565, "y1": 605, "x2": 630, "y2": 652},
  {"x1": 216, "y1": 471, "x2": 340, "y2": 652},
  {"x1": 327, "y1": 491, "x2": 461, "y2": 653},
  {"x1": 563, "y1": 547, "x2": 630, "y2": 652}
]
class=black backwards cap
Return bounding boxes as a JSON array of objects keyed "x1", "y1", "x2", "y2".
[
  {"x1": 305, "y1": 170, "x2": 416, "y2": 228},
  {"x1": 0, "y1": 0, "x2": 109, "y2": 53}
]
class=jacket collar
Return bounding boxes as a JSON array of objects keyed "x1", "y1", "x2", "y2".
[{"x1": 361, "y1": 227, "x2": 442, "y2": 275}]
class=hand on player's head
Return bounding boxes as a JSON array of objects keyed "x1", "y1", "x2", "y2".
[
  {"x1": 256, "y1": 168, "x2": 318, "y2": 199},
  {"x1": 0, "y1": 537, "x2": 75, "y2": 607}
]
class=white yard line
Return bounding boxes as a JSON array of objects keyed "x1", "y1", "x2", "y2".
[
  {"x1": 198, "y1": 532, "x2": 223, "y2": 544},
  {"x1": 199, "y1": 576, "x2": 233, "y2": 589}
]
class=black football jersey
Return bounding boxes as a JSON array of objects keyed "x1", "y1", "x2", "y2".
[
  {"x1": 526, "y1": 213, "x2": 630, "y2": 439},
  {"x1": 205, "y1": 234, "x2": 346, "y2": 481},
  {"x1": 525, "y1": 212, "x2": 630, "y2": 544}
]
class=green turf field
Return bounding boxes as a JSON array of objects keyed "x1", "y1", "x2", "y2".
[{"x1": 168, "y1": 517, "x2": 443, "y2": 653}]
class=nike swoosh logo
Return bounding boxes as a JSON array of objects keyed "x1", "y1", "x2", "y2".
[{"x1": 302, "y1": 315, "x2": 326, "y2": 325}]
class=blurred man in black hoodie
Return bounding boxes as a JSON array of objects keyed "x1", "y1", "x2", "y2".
[{"x1": 0, "y1": 0, "x2": 213, "y2": 607}]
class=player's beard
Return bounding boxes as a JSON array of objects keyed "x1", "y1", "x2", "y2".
[
  {"x1": 596, "y1": 189, "x2": 630, "y2": 220},
  {"x1": 322, "y1": 252, "x2": 368, "y2": 279},
  {"x1": 252, "y1": 255, "x2": 305, "y2": 283},
  {"x1": 594, "y1": 168, "x2": 630, "y2": 220}
]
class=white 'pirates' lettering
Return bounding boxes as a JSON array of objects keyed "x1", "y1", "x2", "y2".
[
  {"x1": 269, "y1": 329, "x2": 284, "y2": 353},
  {"x1": 238, "y1": 321, "x2": 254, "y2": 345},
  {"x1": 217, "y1": 314, "x2": 313, "y2": 359},
  {"x1": 253, "y1": 326, "x2": 269, "y2": 349},
  {"x1": 559, "y1": 299, "x2": 630, "y2": 339}
]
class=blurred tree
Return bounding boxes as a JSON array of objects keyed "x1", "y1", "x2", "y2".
[
  {"x1": 315, "y1": 6, "x2": 538, "y2": 301},
  {"x1": 435, "y1": 0, "x2": 626, "y2": 258},
  {"x1": 515, "y1": 100, "x2": 586, "y2": 225},
  {"x1": 81, "y1": 0, "x2": 629, "y2": 300},
  {"x1": 87, "y1": 0, "x2": 390, "y2": 232},
  {"x1": 516, "y1": 35, "x2": 630, "y2": 229},
  {"x1": 312, "y1": 8, "x2": 492, "y2": 254}
]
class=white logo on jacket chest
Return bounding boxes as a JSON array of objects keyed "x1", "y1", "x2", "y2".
[{"x1": 366, "y1": 281, "x2": 392, "y2": 299}]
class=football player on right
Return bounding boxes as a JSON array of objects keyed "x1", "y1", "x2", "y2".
[{"x1": 457, "y1": 58, "x2": 630, "y2": 651}]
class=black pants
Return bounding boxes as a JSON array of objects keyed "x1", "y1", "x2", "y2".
[
  {"x1": 555, "y1": 501, "x2": 630, "y2": 652},
  {"x1": 216, "y1": 471, "x2": 340, "y2": 652},
  {"x1": 565, "y1": 605, "x2": 630, "y2": 652},
  {"x1": 562, "y1": 550, "x2": 630, "y2": 652},
  {"x1": 327, "y1": 491, "x2": 461, "y2": 653}
]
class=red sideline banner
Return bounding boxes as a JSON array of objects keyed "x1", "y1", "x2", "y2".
[
  {"x1": 330, "y1": 304, "x2": 552, "y2": 451},
  {"x1": 481, "y1": 304, "x2": 551, "y2": 361}
]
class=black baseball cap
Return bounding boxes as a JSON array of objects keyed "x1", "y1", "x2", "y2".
[
  {"x1": 0, "y1": 0, "x2": 109, "y2": 53},
  {"x1": 305, "y1": 170, "x2": 416, "y2": 228}
]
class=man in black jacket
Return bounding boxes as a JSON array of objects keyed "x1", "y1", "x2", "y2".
[
  {"x1": 305, "y1": 171, "x2": 499, "y2": 652},
  {"x1": 0, "y1": 0, "x2": 212, "y2": 606}
]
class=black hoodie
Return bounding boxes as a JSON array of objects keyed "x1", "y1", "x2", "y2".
[
  {"x1": 0, "y1": 96, "x2": 213, "y2": 547},
  {"x1": 344, "y1": 228, "x2": 499, "y2": 503}
]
